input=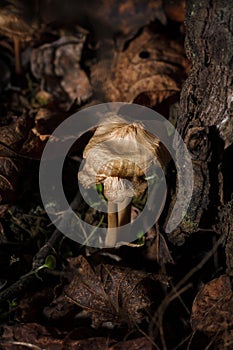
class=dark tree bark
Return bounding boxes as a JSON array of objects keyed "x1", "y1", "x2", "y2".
[{"x1": 167, "y1": 0, "x2": 233, "y2": 245}]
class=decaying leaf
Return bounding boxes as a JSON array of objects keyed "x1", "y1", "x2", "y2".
[
  {"x1": 0, "y1": 0, "x2": 40, "y2": 41},
  {"x1": 0, "y1": 322, "x2": 154, "y2": 350},
  {"x1": 191, "y1": 275, "x2": 233, "y2": 334},
  {"x1": 1, "y1": 323, "x2": 111, "y2": 349},
  {"x1": 0, "y1": 115, "x2": 29, "y2": 154},
  {"x1": 109, "y1": 337, "x2": 153, "y2": 350},
  {"x1": 0, "y1": 323, "x2": 64, "y2": 350},
  {"x1": 65, "y1": 255, "x2": 158, "y2": 328},
  {"x1": 91, "y1": 27, "x2": 188, "y2": 107},
  {"x1": 42, "y1": 0, "x2": 166, "y2": 48},
  {"x1": 0, "y1": 115, "x2": 29, "y2": 204},
  {"x1": 64, "y1": 337, "x2": 113, "y2": 350},
  {"x1": 32, "y1": 106, "x2": 69, "y2": 139},
  {"x1": 142, "y1": 226, "x2": 174, "y2": 265},
  {"x1": 89, "y1": 0, "x2": 166, "y2": 46},
  {"x1": 163, "y1": 0, "x2": 185, "y2": 23},
  {"x1": 31, "y1": 32, "x2": 92, "y2": 105}
]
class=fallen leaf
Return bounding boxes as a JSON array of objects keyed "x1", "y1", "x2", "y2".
[
  {"x1": 65, "y1": 255, "x2": 155, "y2": 327},
  {"x1": 0, "y1": 323, "x2": 116, "y2": 350},
  {"x1": 64, "y1": 337, "x2": 112, "y2": 350},
  {"x1": 163, "y1": 0, "x2": 185, "y2": 23},
  {"x1": 20, "y1": 129, "x2": 45, "y2": 158},
  {"x1": 16, "y1": 288, "x2": 54, "y2": 322},
  {"x1": 31, "y1": 32, "x2": 92, "y2": 105},
  {"x1": 191, "y1": 275, "x2": 233, "y2": 333},
  {"x1": 109, "y1": 337, "x2": 153, "y2": 350},
  {"x1": 91, "y1": 27, "x2": 188, "y2": 107},
  {"x1": 0, "y1": 323, "x2": 64, "y2": 350},
  {"x1": 143, "y1": 226, "x2": 174, "y2": 265},
  {"x1": 40, "y1": 0, "x2": 166, "y2": 48},
  {"x1": 0, "y1": 115, "x2": 29, "y2": 204}
]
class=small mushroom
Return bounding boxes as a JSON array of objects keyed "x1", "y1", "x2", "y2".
[{"x1": 78, "y1": 115, "x2": 169, "y2": 247}]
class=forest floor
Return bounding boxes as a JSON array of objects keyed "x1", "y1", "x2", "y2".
[{"x1": 0, "y1": 1, "x2": 232, "y2": 349}]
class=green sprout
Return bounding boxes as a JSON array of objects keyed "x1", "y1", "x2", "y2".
[
  {"x1": 7, "y1": 298, "x2": 18, "y2": 310},
  {"x1": 136, "y1": 231, "x2": 145, "y2": 245},
  {"x1": 34, "y1": 255, "x2": 56, "y2": 281}
]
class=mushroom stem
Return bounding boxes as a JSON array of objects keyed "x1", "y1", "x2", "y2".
[
  {"x1": 105, "y1": 201, "x2": 118, "y2": 247},
  {"x1": 13, "y1": 36, "x2": 21, "y2": 74},
  {"x1": 118, "y1": 198, "x2": 131, "y2": 227},
  {"x1": 105, "y1": 198, "x2": 132, "y2": 247}
]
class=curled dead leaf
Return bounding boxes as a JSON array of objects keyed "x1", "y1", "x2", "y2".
[
  {"x1": 31, "y1": 33, "x2": 92, "y2": 105},
  {"x1": 91, "y1": 27, "x2": 188, "y2": 107}
]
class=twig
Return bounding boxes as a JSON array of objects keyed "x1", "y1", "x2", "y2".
[
  {"x1": 0, "y1": 341, "x2": 45, "y2": 350},
  {"x1": 172, "y1": 332, "x2": 193, "y2": 350},
  {"x1": 149, "y1": 235, "x2": 224, "y2": 349},
  {"x1": 13, "y1": 36, "x2": 22, "y2": 74}
]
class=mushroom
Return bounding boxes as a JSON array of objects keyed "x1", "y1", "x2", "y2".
[{"x1": 78, "y1": 115, "x2": 169, "y2": 247}]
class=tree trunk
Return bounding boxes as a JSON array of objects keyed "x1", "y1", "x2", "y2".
[{"x1": 167, "y1": 0, "x2": 233, "y2": 246}]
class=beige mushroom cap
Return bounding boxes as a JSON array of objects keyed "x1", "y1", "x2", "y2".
[{"x1": 78, "y1": 115, "x2": 168, "y2": 203}]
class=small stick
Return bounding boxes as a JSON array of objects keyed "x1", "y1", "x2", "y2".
[{"x1": 13, "y1": 36, "x2": 22, "y2": 74}]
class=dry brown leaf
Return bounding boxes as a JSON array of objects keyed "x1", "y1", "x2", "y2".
[
  {"x1": 142, "y1": 227, "x2": 174, "y2": 265},
  {"x1": 16, "y1": 288, "x2": 53, "y2": 322},
  {"x1": 20, "y1": 129, "x2": 45, "y2": 158},
  {"x1": 109, "y1": 337, "x2": 153, "y2": 350},
  {"x1": 0, "y1": 323, "x2": 115, "y2": 350},
  {"x1": 0, "y1": 115, "x2": 29, "y2": 154},
  {"x1": 91, "y1": 27, "x2": 188, "y2": 107},
  {"x1": 40, "y1": 0, "x2": 166, "y2": 47},
  {"x1": 33, "y1": 105, "x2": 72, "y2": 135},
  {"x1": 0, "y1": 323, "x2": 64, "y2": 350},
  {"x1": 89, "y1": 0, "x2": 166, "y2": 46},
  {"x1": 0, "y1": 115, "x2": 29, "y2": 204},
  {"x1": 65, "y1": 255, "x2": 155, "y2": 328},
  {"x1": 163, "y1": 0, "x2": 185, "y2": 23},
  {"x1": 64, "y1": 337, "x2": 113, "y2": 350},
  {"x1": 31, "y1": 32, "x2": 92, "y2": 105},
  {"x1": 0, "y1": 0, "x2": 41, "y2": 41},
  {"x1": 191, "y1": 275, "x2": 233, "y2": 334},
  {"x1": 109, "y1": 0, "x2": 165, "y2": 35}
]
